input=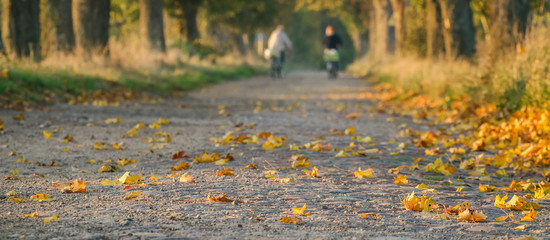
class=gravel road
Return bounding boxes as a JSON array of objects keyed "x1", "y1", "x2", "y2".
[{"x1": 0, "y1": 71, "x2": 546, "y2": 240}]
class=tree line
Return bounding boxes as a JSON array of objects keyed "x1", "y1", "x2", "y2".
[
  {"x1": 0, "y1": 0, "x2": 547, "y2": 65},
  {"x1": 0, "y1": 0, "x2": 292, "y2": 61}
]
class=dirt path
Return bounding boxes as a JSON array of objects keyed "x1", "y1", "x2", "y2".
[{"x1": 0, "y1": 71, "x2": 546, "y2": 239}]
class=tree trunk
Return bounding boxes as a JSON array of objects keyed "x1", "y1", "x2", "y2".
[
  {"x1": 389, "y1": 0, "x2": 405, "y2": 57},
  {"x1": 49, "y1": 0, "x2": 75, "y2": 53},
  {"x1": 426, "y1": 0, "x2": 444, "y2": 58},
  {"x1": 72, "y1": 0, "x2": 110, "y2": 54},
  {"x1": 370, "y1": 0, "x2": 390, "y2": 60},
  {"x1": 174, "y1": 0, "x2": 200, "y2": 43},
  {"x1": 449, "y1": 0, "x2": 476, "y2": 58},
  {"x1": 229, "y1": 31, "x2": 246, "y2": 56},
  {"x1": 1, "y1": 0, "x2": 41, "y2": 59},
  {"x1": 0, "y1": 6, "x2": 4, "y2": 55},
  {"x1": 488, "y1": 0, "x2": 530, "y2": 58},
  {"x1": 140, "y1": 0, "x2": 165, "y2": 52}
]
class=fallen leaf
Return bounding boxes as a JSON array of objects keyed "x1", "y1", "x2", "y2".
[
  {"x1": 44, "y1": 214, "x2": 59, "y2": 223},
  {"x1": 93, "y1": 142, "x2": 107, "y2": 150},
  {"x1": 216, "y1": 167, "x2": 234, "y2": 176},
  {"x1": 360, "y1": 213, "x2": 379, "y2": 219},
  {"x1": 124, "y1": 191, "x2": 142, "y2": 199},
  {"x1": 354, "y1": 168, "x2": 374, "y2": 178},
  {"x1": 10, "y1": 197, "x2": 27, "y2": 203},
  {"x1": 388, "y1": 165, "x2": 407, "y2": 174},
  {"x1": 290, "y1": 155, "x2": 312, "y2": 168},
  {"x1": 394, "y1": 175, "x2": 408, "y2": 184},
  {"x1": 279, "y1": 216, "x2": 303, "y2": 224},
  {"x1": 514, "y1": 225, "x2": 526, "y2": 230},
  {"x1": 335, "y1": 150, "x2": 348, "y2": 157},
  {"x1": 63, "y1": 179, "x2": 87, "y2": 193},
  {"x1": 292, "y1": 204, "x2": 310, "y2": 215},
  {"x1": 104, "y1": 117, "x2": 122, "y2": 124},
  {"x1": 32, "y1": 193, "x2": 50, "y2": 201},
  {"x1": 21, "y1": 211, "x2": 38, "y2": 218},
  {"x1": 207, "y1": 193, "x2": 241, "y2": 203},
  {"x1": 43, "y1": 131, "x2": 52, "y2": 139},
  {"x1": 303, "y1": 167, "x2": 319, "y2": 177},
  {"x1": 193, "y1": 152, "x2": 220, "y2": 163},
  {"x1": 117, "y1": 158, "x2": 136, "y2": 166},
  {"x1": 346, "y1": 112, "x2": 358, "y2": 119},
  {"x1": 10, "y1": 169, "x2": 19, "y2": 175},
  {"x1": 98, "y1": 165, "x2": 121, "y2": 173},
  {"x1": 3, "y1": 176, "x2": 21, "y2": 180},
  {"x1": 520, "y1": 207, "x2": 537, "y2": 221},
  {"x1": 415, "y1": 183, "x2": 429, "y2": 189},
  {"x1": 402, "y1": 192, "x2": 435, "y2": 212},
  {"x1": 179, "y1": 173, "x2": 196, "y2": 183},
  {"x1": 457, "y1": 209, "x2": 487, "y2": 222},
  {"x1": 171, "y1": 161, "x2": 190, "y2": 171},
  {"x1": 242, "y1": 163, "x2": 258, "y2": 169},
  {"x1": 172, "y1": 151, "x2": 189, "y2": 160},
  {"x1": 479, "y1": 184, "x2": 497, "y2": 192}
]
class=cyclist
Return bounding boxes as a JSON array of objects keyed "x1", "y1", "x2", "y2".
[
  {"x1": 323, "y1": 25, "x2": 343, "y2": 79},
  {"x1": 267, "y1": 25, "x2": 293, "y2": 79}
]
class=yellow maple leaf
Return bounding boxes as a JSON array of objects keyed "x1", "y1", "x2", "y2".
[
  {"x1": 216, "y1": 167, "x2": 234, "y2": 176},
  {"x1": 457, "y1": 209, "x2": 487, "y2": 222},
  {"x1": 354, "y1": 167, "x2": 374, "y2": 178},
  {"x1": 415, "y1": 183, "x2": 429, "y2": 189},
  {"x1": 303, "y1": 166, "x2": 319, "y2": 177},
  {"x1": 514, "y1": 225, "x2": 526, "y2": 230},
  {"x1": 394, "y1": 175, "x2": 408, "y2": 184},
  {"x1": 335, "y1": 150, "x2": 348, "y2": 157},
  {"x1": 520, "y1": 207, "x2": 537, "y2": 221},
  {"x1": 479, "y1": 184, "x2": 497, "y2": 192},
  {"x1": 10, "y1": 169, "x2": 19, "y2": 175},
  {"x1": 193, "y1": 152, "x2": 220, "y2": 163},
  {"x1": 360, "y1": 213, "x2": 379, "y2": 219},
  {"x1": 207, "y1": 193, "x2": 239, "y2": 203},
  {"x1": 10, "y1": 197, "x2": 27, "y2": 203},
  {"x1": 21, "y1": 211, "x2": 38, "y2": 218},
  {"x1": 104, "y1": 117, "x2": 122, "y2": 124},
  {"x1": 32, "y1": 193, "x2": 50, "y2": 201},
  {"x1": 280, "y1": 216, "x2": 303, "y2": 224},
  {"x1": 345, "y1": 126, "x2": 356, "y2": 135},
  {"x1": 171, "y1": 161, "x2": 190, "y2": 171},
  {"x1": 64, "y1": 179, "x2": 87, "y2": 193},
  {"x1": 123, "y1": 127, "x2": 139, "y2": 138},
  {"x1": 117, "y1": 158, "x2": 136, "y2": 166},
  {"x1": 179, "y1": 173, "x2": 196, "y2": 183},
  {"x1": 292, "y1": 203, "x2": 310, "y2": 215},
  {"x1": 503, "y1": 180, "x2": 527, "y2": 191},
  {"x1": 124, "y1": 191, "x2": 142, "y2": 199},
  {"x1": 402, "y1": 192, "x2": 435, "y2": 212},
  {"x1": 496, "y1": 212, "x2": 513, "y2": 222},
  {"x1": 494, "y1": 194, "x2": 508, "y2": 208},
  {"x1": 43, "y1": 130, "x2": 52, "y2": 139},
  {"x1": 93, "y1": 142, "x2": 107, "y2": 150},
  {"x1": 44, "y1": 214, "x2": 59, "y2": 223},
  {"x1": 242, "y1": 163, "x2": 258, "y2": 169}
]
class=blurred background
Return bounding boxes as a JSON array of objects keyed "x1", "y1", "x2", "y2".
[{"x1": 1, "y1": 0, "x2": 550, "y2": 112}]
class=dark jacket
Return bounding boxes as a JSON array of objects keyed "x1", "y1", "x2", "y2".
[{"x1": 323, "y1": 34, "x2": 342, "y2": 49}]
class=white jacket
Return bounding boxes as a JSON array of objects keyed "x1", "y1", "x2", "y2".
[{"x1": 268, "y1": 29, "x2": 292, "y2": 53}]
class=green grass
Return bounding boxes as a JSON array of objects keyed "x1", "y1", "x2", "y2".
[{"x1": 0, "y1": 64, "x2": 264, "y2": 104}]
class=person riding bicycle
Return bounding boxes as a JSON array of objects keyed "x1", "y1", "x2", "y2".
[
  {"x1": 267, "y1": 25, "x2": 293, "y2": 79},
  {"x1": 323, "y1": 25, "x2": 343, "y2": 79}
]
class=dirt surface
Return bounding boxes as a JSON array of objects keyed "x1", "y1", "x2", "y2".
[{"x1": 0, "y1": 71, "x2": 547, "y2": 239}]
